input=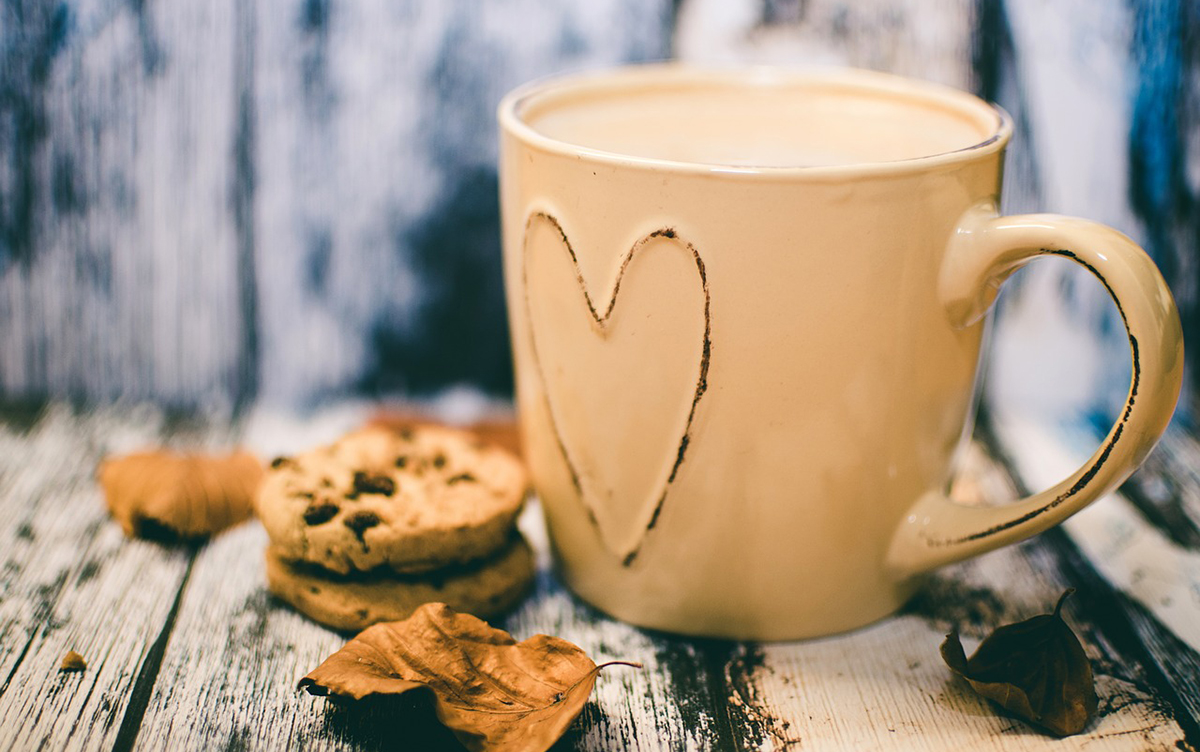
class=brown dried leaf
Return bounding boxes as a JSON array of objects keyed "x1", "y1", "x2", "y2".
[
  {"x1": 941, "y1": 590, "x2": 1097, "y2": 736},
  {"x1": 99, "y1": 449, "x2": 263, "y2": 540},
  {"x1": 59, "y1": 650, "x2": 87, "y2": 672},
  {"x1": 300, "y1": 603, "x2": 636, "y2": 752}
]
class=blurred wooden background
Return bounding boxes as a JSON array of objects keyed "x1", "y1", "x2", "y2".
[{"x1": 2, "y1": 0, "x2": 1196, "y2": 422}]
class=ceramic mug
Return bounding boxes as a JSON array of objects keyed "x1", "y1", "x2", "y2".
[{"x1": 497, "y1": 65, "x2": 1184, "y2": 640}]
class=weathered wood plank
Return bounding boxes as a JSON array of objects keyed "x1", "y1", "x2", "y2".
[
  {"x1": 717, "y1": 441, "x2": 1188, "y2": 751},
  {"x1": 991, "y1": 413, "x2": 1200, "y2": 731},
  {"x1": 132, "y1": 509, "x2": 725, "y2": 751},
  {"x1": 129, "y1": 522, "x2": 352, "y2": 751},
  {"x1": 982, "y1": 0, "x2": 1164, "y2": 426},
  {"x1": 1119, "y1": 428, "x2": 1200, "y2": 548},
  {"x1": 0, "y1": 405, "x2": 179, "y2": 748},
  {"x1": 0, "y1": 0, "x2": 675, "y2": 408},
  {"x1": 129, "y1": 404, "x2": 1196, "y2": 750},
  {"x1": 0, "y1": 404, "x2": 162, "y2": 694},
  {"x1": 132, "y1": 406, "x2": 723, "y2": 750},
  {"x1": 129, "y1": 406, "x2": 374, "y2": 751},
  {"x1": 0, "y1": 529, "x2": 191, "y2": 751},
  {"x1": 506, "y1": 503, "x2": 725, "y2": 752},
  {"x1": 5, "y1": 404, "x2": 1196, "y2": 750},
  {"x1": 251, "y1": 0, "x2": 674, "y2": 404},
  {"x1": 674, "y1": 0, "x2": 975, "y2": 89},
  {"x1": 0, "y1": 0, "x2": 250, "y2": 406},
  {"x1": 0, "y1": 404, "x2": 240, "y2": 750}
]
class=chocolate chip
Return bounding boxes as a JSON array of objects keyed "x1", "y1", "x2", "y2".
[
  {"x1": 351, "y1": 471, "x2": 396, "y2": 497},
  {"x1": 303, "y1": 502, "x2": 340, "y2": 526},
  {"x1": 447, "y1": 473, "x2": 476, "y2": 485},
  {"x1": 399, "y1": 427, "x2": 414, "y2": 441},
  {"x1": 432, "y1": 454, "x2": 446, "y2": 469},
  {"x1": 394, "y1": 456, "x2": 408, "y2": 469},
  {"x1": 343, "y1": 511, "x2": 381, "y2": 541},
  {"x1": 270, "y1": 456, "x2": 294, "y2": 470}
]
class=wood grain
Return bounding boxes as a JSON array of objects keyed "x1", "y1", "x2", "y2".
[
  {"x1": 507, "y1": 505, "x2": 726, "y2": 752},
  {"x1": 676, "y1": 0, "x2": 974, "y2": 89},
  {"x1": 992, "y1": 413, "x2": 1200, "y2": 737},
  {"x1": 0, "y1": 1, "x2": 250, "y2": 406},
  {"x1": 0, "y1": 0, "x2": 675, "y2": 408},
  {"x1": 0, "y1": 406, "x2": 192, "y2": 750},
  {"x1": 2, "y1": 404, "x2": 1198, "y2": 750},
  {"x1": 726, "y1": 442, "x2": 1187, "y2": 751}
]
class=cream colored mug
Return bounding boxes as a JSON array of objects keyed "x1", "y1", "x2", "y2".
[{"x1": 497, "y1": 65, "x2": 1184, "y2": 640}]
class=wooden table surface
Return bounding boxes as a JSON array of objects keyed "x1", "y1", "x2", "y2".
[{"x1": 1, "y1": 401, "x2": 1198, "y2": 751}]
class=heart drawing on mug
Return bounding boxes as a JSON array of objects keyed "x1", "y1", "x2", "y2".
[{"x1": 523, "y1": 212, "x2": 711, "y2": 565}]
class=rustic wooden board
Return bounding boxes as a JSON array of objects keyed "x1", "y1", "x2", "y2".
[
  {"x1": 130, "y1": 513, "x2": 726, "y2": 751},
  {"x1": 0, "y1": 404, "x2": 162, "y2": 694},
  {"x1": 132, "y1": 407, "x2": 720, "y2": 751},
  {"x1": 0, "y1": 405, "x2": 249, "y2": 751},
  {"x1": 723, "y1": 442, "x2": 1188, "y2": 751},
  {"x1": 0, "y1": 406, "x2": 186, "y2": 750},
  {"x1": 507, "y1": 504, "x2": 725, "y2": 752},
  {"x1": 0, "y1": 1, "x2": 251, "y2": 406},
  {"x1": 0, "y1": 0, "x2": 675, "y2": 408},
  {"x1": 675, "y1": 0, "x2": 974, "y2": 90},
  {"x1": 991, "y1": 414, "x2": 1200, "y2": 735},
  {"x1": 129, "y1": 521, "x2": 351, "y2": 751},
  {"x1": 3, "y1": 404, "x2": 1198, "y2": 750}
]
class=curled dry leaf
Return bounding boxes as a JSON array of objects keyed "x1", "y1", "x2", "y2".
[
  {"x1": 59, "y1": 650, "x2": 87, "y2": 672},
  {"x1": 300, "y1": 602, "x2": 639, "y2": 752},
  {"x1": 941, "y1": 589, "x2": 1098, "y2": 737},
  {"x1": 99, "y1": 450, "x2": 263, "y2": 540}
]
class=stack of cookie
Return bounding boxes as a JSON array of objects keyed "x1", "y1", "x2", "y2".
[{"x1": 256, "y1": 425, "x2": 534, "y2": 631}]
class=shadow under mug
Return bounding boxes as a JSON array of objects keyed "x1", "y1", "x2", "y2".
[{"x1": 497, "y1": 64, "x2": 1184, "y2": 640}]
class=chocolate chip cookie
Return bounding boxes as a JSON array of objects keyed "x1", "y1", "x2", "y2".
[
  {"x1": 265, "y1": 533, "x2": 535, "y2": 632},
  {"x1": 255, "y1": 426, "x2": 527, "y2": 574}
]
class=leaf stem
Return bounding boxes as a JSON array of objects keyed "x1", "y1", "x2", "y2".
[{"x1": 596, "y1": 660, "x2": 644, "y2": 671}]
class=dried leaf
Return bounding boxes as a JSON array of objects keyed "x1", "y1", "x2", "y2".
[
  {"x1": 300, "y1": 602, "x2": 638, "y2": 752},
  {"x1": 941, "y1": 590, "x2": 1097, "y2": 736},
  {"x1": 99, "y1": 450, "x2": 263, "y2": 540},
  {"x1": 59, "y1": 650, "x2": 87, "y2": 672}
]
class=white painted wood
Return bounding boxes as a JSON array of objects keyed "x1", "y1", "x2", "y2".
[
  {"x1": 1000, "y1": 0, "x2": 1139, "y2": 232},
  {"x1": 0, "y1": 0, "x2": 675, "y2": 409},
  {"x1": 130, "y1": 406, "x2": 384, "y2": 750},
  {"x1": 749, "y1": 614, "x2": 1182, "y2": 751},
  {"x1": 983, "y1": 0, "x2": 1140, "y2": 423},
  {"x1": 133, "y1": 405, "x2": 718, "y2": 750},
  {"x1": 0, "y1": 1, "x2": 248, "y2": 405},
  {"x1": 507, "y1": 500, "x2": 720, "y2": 752},
  {"x1": 733, "y1": 442, "x2": 1186, "y2": 751},
  {"x1": 0, "y1": 527, "x2": 190, "y2": 751},
  {"x1": 3, "y1": 404, "x2": 1194, "y2": 749},
  {"x1": 251, "y1": 0, "x2": 674, "y2": 406},
  {"x1": 674, "y1": 0, "x2": 975, "y2": 90},
  {"x1": 131, "y1": 521, "x2": 353, "y2": 751},
  {"x1": 991, "y1": 413, "x2": 1200, "y2": 653},
  {"x1": 1, "y1": 405, "x2": 163, "y2": 686},
  {"x1": 0, "y1": 406, "x2": 196, "y2": 750}
]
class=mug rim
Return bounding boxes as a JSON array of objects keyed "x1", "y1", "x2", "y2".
[{"x1": 498, "y1": 63, "x2": 1013, "y2": 179}]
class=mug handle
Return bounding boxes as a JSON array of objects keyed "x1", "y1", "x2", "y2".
[{"x1": 886, "y1": 203, "x2": 1185, "y2": 577}]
